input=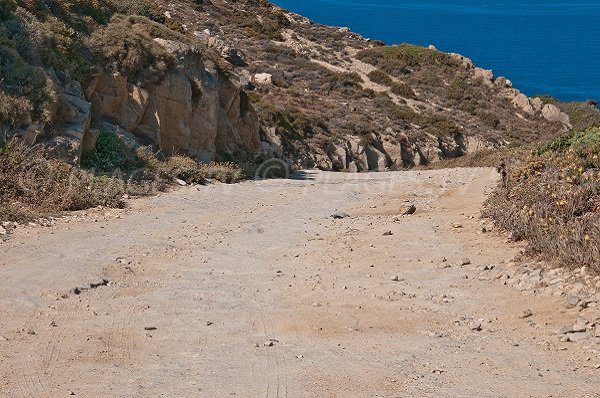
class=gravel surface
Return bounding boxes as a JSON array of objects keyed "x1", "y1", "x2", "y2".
[{"x1": 1, "y1": 168, "x2": 599, "y2": 397}]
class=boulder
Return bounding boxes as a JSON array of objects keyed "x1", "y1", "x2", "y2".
[
  {"x1": 495, "y1": 77, "x2": 512, "y2": 88},
  {"x1": 473, "y1": 67, "x2": 494, "y2": 86},
  {"x1": 253, "y1": 73, "x2": 273, "y2": 85},
  {"x1": 512, "y1": 93, "x2": 535, "y2": 115},
  {"x1": 542, "y1": 104, "x2": 571, "y2": 126},
  {"x1": 531, "y1": 97, "x2": 544, "y2": 112}
]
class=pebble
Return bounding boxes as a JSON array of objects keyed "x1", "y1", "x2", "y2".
[
  {"x1": 452, "y1": 223, "x2": 463, "y2": 229},
  {"x1": 565, "y1": 296, "x2": 581, "y2": 309},
  {"x1": 470, "y1": 321, "x2": 483, "y2": 331},
  {"x1": 0, "y1": 226, "x2": 6, "y2": 235},
  {"x1": 460, "y1": 258, "x2": 471, "y2": 266},
  {"x1": 205, "y1": 321, "x2": 213, "y2": 326},
  {"x1": 144, "y1": 326, "x2": 157, "y2": 331},
  {"x1": 519, "y1": 309, "x2": 533, "y2": 319},
  {"x1": 264, "y1": 341, "x2": 274, "y2": 347},
  {"x1": 398, "y1": 204, "x2": 416, "y2": 215},
  {"x1": 382, "y1": 231, "x2": 393, "y2": 236},
  {"x1": 331, "y1": 211, "x2": 350, "y2": 219}
]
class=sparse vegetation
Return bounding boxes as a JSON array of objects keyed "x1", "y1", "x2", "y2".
[
  {"x1": 484, "y1": 127, "x2": 600, "y2": 271},
  {"x1": 86, "y1": 15, "x2": 177, "y2": 83},
  {"x1": 0, "y1": 139, "x2": 126, "y2": 222},
  {"x1": 357, "y1": 44, "x2": 458, "y2": 77}
]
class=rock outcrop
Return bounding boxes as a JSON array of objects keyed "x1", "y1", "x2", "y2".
[{"x1": 87, "y1": 39, "x2": 261, "y2": 161}]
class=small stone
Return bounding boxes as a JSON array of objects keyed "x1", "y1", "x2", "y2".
[
  {"x1": 565, "y1": 296, "x2": 581, "y2": 309},
  {"x1": 382, "y1": 231, "x2": 393, "y2": 236},
  {"x1": 264, "y1": 341, "x2": 274, "y2": 347},
  {"x1": 519, "y1": 309, "x2": 533, "y2": 319},
  {"x1": 572, "y1": 323, "x2": 587, "y2": 333},
  {"x1": 479, "y1": 264, "x2": 495, "y2": 271},
  {"x1": 331, "y1": 211, "x2": 350, "y2": 219},
  {"x1": 452, "y1": 223, "x2": 463, "y2": 229},
  {"x1": 175, "y1": 178, "x2": 187, "y2": 186},
  {"x1": 144, "y1": 326, "x2": 157, "y2": 331},
  {"x1": 559, "y1": 325, "x2": 574, "y2": 335},
  {"x1": 391, "y1": 276, "x2": 400, "y2": 282},
  {"x1": 399, "y1": 204, "x2": 416, "y2": 215},
  {"x1": 71, "y1": 287, "x2": 82, "y2": 295},
  {"x1": 470, "y1": 322, "x2": 482, "y2": 331},
  {"x1": 312, "y1": 302, "x2": 321, "y2": 307},
  {"x1": 0, "y1": 226, "x2": 6, "y2": 235},
  {"x1": 205, "y1": 321, "x2": 213, "y2": 326},
  {"x1": 460, "y1": 258, "x2": 471, "y2": 266}
]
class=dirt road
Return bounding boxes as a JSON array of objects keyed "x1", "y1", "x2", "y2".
[{"x1": 1, "y1": 168, "x2": 599, "y2": 397}]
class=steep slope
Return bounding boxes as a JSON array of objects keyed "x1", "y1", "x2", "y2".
[
  {"x1": 0, "y1": 0, "x2": 572, "y2": 169},
  {"x1": 162, "y1": 0, "x2": 571, "y2": 170}
]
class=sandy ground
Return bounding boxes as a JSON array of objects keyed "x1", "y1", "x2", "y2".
[{"x1": 1, "y1": 168, "x2": 599, "y2": 397}]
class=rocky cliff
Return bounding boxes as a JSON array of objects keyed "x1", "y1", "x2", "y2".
[{"x1": 0, "y1": 0, "x2": 573, "y2": 171}]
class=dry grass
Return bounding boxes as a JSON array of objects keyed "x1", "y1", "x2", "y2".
[
  {"x1": 483, "y1": 127, "x2": 600, "y2": 273},
  {"x1": 0, "y1": 137, "x2": 245, "y2": 222},
  {"x1": 0, "y1": 140, "x2": 126, "y2": 222}
]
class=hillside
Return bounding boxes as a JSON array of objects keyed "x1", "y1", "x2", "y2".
[{"x1": 0, "y1": 0, "x2": 576, "y2": 171}]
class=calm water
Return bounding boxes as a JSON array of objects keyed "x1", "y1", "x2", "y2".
[{"x1": 272, "y1": 0, "x2": 600, "y2": 101}]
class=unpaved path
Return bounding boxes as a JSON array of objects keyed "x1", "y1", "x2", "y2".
[{"x1": 1, "y1": 168, "x2": 599, "y2": 397}]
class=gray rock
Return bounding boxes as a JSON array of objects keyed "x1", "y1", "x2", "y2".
[
  {"x1": 565, "y1": 296, "x2": 581, "y2": 309},
  {"x1": 559, "y1": 325, "x2": 574, "y2": 335},
  {"x1": 331, "y1": 211, "x2": 350, "y2": 219}
]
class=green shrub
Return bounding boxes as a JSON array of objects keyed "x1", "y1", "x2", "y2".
[
  {"x1": 81, "y1": 130, "x2": 142, "y2": 173},
  {"x1": 0, "y1": 0, "x2": 16, "y2": 21}
]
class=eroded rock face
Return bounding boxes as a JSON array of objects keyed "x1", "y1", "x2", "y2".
[
  {"x1": 88, "y1": 39, "x2": 261, "y2": 161},
  {"x1": 268, "y1": 129, "x2": 494, "y2": 172}
]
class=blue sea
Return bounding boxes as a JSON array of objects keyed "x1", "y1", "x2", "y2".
[{"x1": 271, "y1": 0, "x2": 600, "y2": 101}]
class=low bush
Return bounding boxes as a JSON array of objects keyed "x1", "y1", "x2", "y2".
[
  {"x1": 0, "y1": 139, "x2": 126, "y2": 221},
  {"x1": 357, "y1": 44, "x2": 458, "y2": 77},
  {"x1": 367, "y1": 69, "x2": 393, "y2": 86},
  {"x1": 87, "y1": 14, "x2": 176, "y2": 83},
  {"x1": 484, "y1": 127, "x2": 600, "y2": 271},
  {"x1": 390, "y1": 81, "x2": 416, "y2": 99},
  {"x1": 81, "y1": 130, "x2": 143, "y2": 173}
]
